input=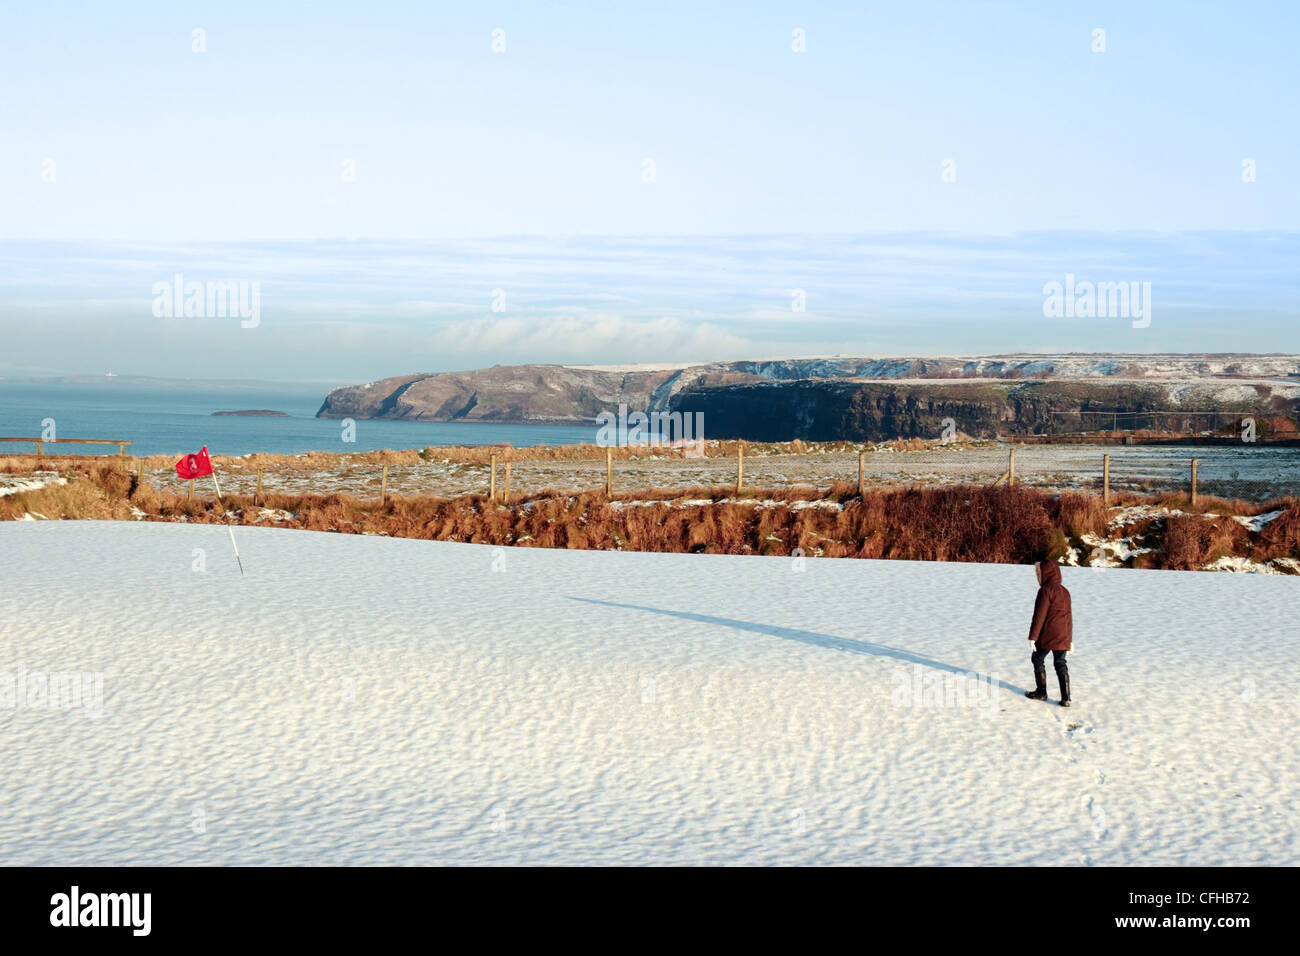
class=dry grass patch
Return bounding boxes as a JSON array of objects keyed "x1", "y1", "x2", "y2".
[
  {"x1": 6, "y1": 466, "x2": 1297, "y2": 572},
  {"x1": 1163, "y1": 514, "x2": 1251, "y2": 570}
]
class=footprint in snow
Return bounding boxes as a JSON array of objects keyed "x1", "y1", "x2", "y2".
[
  {"x1": 1064, "y1": 719, "x2": 1095, "y2": 740},
  {"x1": 1082, "y1": 793, "x2": 1109, "y2": 841}
]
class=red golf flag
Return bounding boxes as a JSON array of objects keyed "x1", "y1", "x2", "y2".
[{"x1": 175, "y1": 447, "x2": 214, "y2": 480}]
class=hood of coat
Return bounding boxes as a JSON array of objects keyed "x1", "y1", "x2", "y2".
[{"x1": 1038, "y1": 560, "x2": 1062, "y2": 587}]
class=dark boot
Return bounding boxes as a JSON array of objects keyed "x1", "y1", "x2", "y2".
[
  {"x1": 1052, "y1": 651, "x2": 1071, "y2": 706},
  {"x1": 1025, "y1": 651, "x2": 1048, "y2": 700}
]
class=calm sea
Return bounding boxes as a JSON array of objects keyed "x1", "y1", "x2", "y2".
[{"x1": 0, "y1": 379, "x2": 595, "y2": 457}]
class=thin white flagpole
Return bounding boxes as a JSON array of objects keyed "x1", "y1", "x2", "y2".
[
  {"x1": 226, "y1": 526, "x2": 244, "y2": 575},
  {"x1": 210, "y1": 460, "x2": 244, "y2": 575}
]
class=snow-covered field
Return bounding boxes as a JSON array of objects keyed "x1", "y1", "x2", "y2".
[{"x1": 0, "y1": 521, "x2": 1295, "y2": 865}]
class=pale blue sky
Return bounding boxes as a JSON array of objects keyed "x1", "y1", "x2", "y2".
[
  {"x1": 2, "y1": 0, "x2": 1296, "y2": 238},
  {"x1": 0, "y1": 2, "x2": 1296, "y2": 378}
]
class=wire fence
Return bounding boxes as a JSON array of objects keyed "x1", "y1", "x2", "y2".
[{"x1": 104, "y1": 441, "x2": 1300, "y2": 506}]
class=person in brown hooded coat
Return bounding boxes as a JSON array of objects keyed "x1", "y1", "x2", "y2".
[{"x1": 1025, "y1": 558, "x2": 1072, "y2": 706}]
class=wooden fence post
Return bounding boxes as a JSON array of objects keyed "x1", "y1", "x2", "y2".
[
  {"x1": 504, "y1": 461, "x2": 512, "y2": 502},
  {"x1": 188, "y1": 478, "x2": 195, "y2": 501},
  {"x1": 1102, "y1": 454, "x2": 1110, "y2": 506},
  {"x1": 135, "y1": 459, "x2": 143, "y2": 486},
  {"x1": 1008, "y1": 446, "x2": 1016, "y2": 487},
  {"x1": 605, "y1": 446, "x2": 613, "y2": 497},
  {"x1": 380, "y1": 464, "x2": 389, "y2": 504},
  {"x1": 490, "y1": 454, "x2": 497, "y2": 502},
  {"x1": 1190, "y1": 458, "x2": 1198, "y2": 508},
  {"x1": 858, "y1": 451, "x2": 865, "y2": 497},
  {"x1": 255, "y1": 470, "x2": 263, "y2": 505},
  {"x1": 736, "y1": 443, "x2": 744, "y2": 494},
  {"x1": 36, "y1": 440, "x2": 42, "y2": 461}
]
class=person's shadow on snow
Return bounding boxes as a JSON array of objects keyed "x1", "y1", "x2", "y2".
[{"x1": 568, "y1": 596, "x2": 1029, "y2": 696}]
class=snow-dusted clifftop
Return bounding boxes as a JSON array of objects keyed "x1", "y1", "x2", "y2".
[{"x1": 317, "y1": 355, "x2": 1300, "y2": 437}]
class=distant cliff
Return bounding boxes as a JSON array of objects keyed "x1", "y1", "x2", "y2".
[
  {"x1": 317, "y1": 366, "x2": 682, "y2": 423},
  {"x1": 317, "y1": 356, "x2": 1300, "y2": 440},
  {"x1": 667, "y1": 380, "x2": 1298, "y2": 441}
]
